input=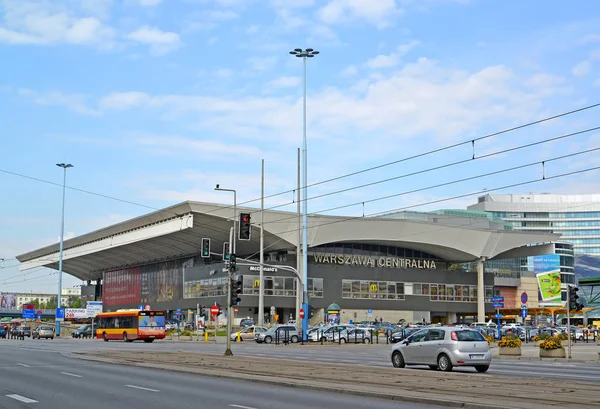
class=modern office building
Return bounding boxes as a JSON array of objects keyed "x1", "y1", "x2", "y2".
[
  {"x1": 468, "y1": 194, "x2": 600, "y2": 256},
  {"x1": 16, "y1": 201, "x2": 559, "y2": 325}
]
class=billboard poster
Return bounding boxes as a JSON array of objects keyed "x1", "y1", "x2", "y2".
[
  {"x1": 65, "y1": 308, "x2": 88, "y2": 319},
  {"x1": 103, "y1": 267, "x2": 141, "y2": 306},
  {"x1": 0, "y1": 294, "x2": 16, "y2": 309},
  {"x1": 533, "y1": 254, "x2": 562, "y2": 304}
]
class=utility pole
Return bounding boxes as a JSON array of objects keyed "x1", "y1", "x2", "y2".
[
  {"x1": 258, "y1": 159, "x2": 265, "y2": 327},
  {"x1": 567, "y1": 284, "x2": 572, "y2": 359}
]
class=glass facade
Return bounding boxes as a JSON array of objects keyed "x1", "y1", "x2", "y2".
[{"x1": 488, "y1": 210, "x2": 600, "y2": 255}]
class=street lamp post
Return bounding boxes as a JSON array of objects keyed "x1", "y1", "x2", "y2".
[
  {"x1": 289, "y1": 47, "x2": 319, "y2": 340},
  {"x1": 56, "y1": 163, "x2": 73, "y2": 337},
  {"x1": 215, "y1": 185, "x2": 236, "y2": 356}
]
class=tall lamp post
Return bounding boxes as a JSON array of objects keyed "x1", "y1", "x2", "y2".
[
  {"x1": 56, "y1": 162, "x2": 73, "y2": 337},
  {"x1": 215, "y1": 185, "x2": 236, "y2": 356},
  {"x1": 289, "y1": 47, "x2": 319, "y2": 340}
]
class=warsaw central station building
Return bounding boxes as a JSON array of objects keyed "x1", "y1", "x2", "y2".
[{"x1": 17, "y1": 201, "x2": 559, "y2": 325}]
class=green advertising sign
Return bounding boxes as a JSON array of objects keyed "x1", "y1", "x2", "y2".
[{"x1": 536, "y1": 271, "x2": 562, "y2": 302}]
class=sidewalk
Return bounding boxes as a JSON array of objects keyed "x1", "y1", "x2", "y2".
[
  {"x1": 491, "y1": 342, "x2": 600, "y2": 362},
  {"x1": 74, "y1": 350, "x2": 600, "y2": 409}
]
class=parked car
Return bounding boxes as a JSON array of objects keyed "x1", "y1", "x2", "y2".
[
  {"x1": 333, "y1": 328, "x2": 372, "y2": 344},
  {"x1": 389, "y1": 327, "x2": 421, "y2": 343},
  {"x1": 231, "y1": 325, "x2": 268, "y2": 341},
  {"x1": 33, "y1": 326, "x2": 54, "y2": 340},
  {"x1": 239, "y1": 318, "x2": 255, "y2": 328},
  {"x1": 255, "y1": 325, "x2": 300, "y2": 344},
  {"x1": 390, "y1": 327, "x2": 491, "y2": 372}
]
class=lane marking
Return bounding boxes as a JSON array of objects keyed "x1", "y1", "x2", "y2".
[
  {"x1": 229, "y1": 405, "x2": 258, "y2": 409},
  {"x1": 61, "y1": 372, "x2": 82, "y2": 378},
  {"x1": 16, "y1": 363, "x2": 31, "y2": 367},
  {"x1": 125, "y1": 385, "x2": 160, "y2": 392},
  {"x1": 6, "y1": 394, "x2": 38, "y2": 403}
]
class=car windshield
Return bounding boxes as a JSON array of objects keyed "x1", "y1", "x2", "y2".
[{"x1": 455, "y1": 330, "x2": 485, "y2": 341}]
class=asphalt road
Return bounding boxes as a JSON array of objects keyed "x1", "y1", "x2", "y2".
[
  {"x1": 0, "y1": 340, "x2": 445, "y2": 409},
  {"x1": 5, "y1": 337, "x2": 600, "y2": 383}
]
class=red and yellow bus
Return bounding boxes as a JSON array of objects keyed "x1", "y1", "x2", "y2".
[{"x1": 95, "y1": 310, "x2": 166, "y2": 342}]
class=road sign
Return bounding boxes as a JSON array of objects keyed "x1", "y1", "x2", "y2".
[
  {"x1": 491, "y1": 296, "x2": 504, "y2": 308},
  {"x1": 495, "y1": 313, "x2": 502, "y2": 319},
  {"x1": 521, "y1": 292, "x2": 528, "y2": 304},
  {"x1": 299, "y1": 308, "x2": 305, "y2": 319},
  {"x1": 367, "y1": 308, "x2": 372, "y2": 314},
  {"x1": 210, "y1": 305, "x2": 219, "y2": 315},
  {"x1": 144, "y1": 304, "x2": 151, "y2": 311},
  {"x1": 521, "y1": 308, "x2": 528, "y2": 318},
  {"x1": 521, "y1": 304, "x2": 527, "y2": 309},
  {"x1": 55, "y1": 307, "x2": 65, "y2": 322},
  {"x1": 175, "y1": 308, "x2": 183, "y2": 316},
  {"x1": 138, "y1": 305, "x2": 143, "y2": 310},
  {"x1": 36, "y1": 310, "x2": 42, "y2": 317},
  {"x1": 22, "y1": 309, "x2": 35, "y2": 319},
  {"x1": 86, "y1": 301, "x2": 103, "y2": 318},
  {"x1": 270, "y1": 306, "x2": 276, "y2": 315}
]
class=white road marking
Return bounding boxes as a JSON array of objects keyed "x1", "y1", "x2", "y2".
[
  {"x1": 229, "y1": 405, "x2": 258, "y2": 409},
  {"x1": 16, "y1": 363, "x2": 30, "y2": 367},
  {"x1": 125, "y1": 385, "x2": 160, "y2": 392},
  {"x1": 6, "y1": 394, "x2": 38, "y2": 403},
  {"x1": 61, "y1": 372, "x2": 82, "y2": 378}
]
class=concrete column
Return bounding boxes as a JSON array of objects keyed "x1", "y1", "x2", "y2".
[
  {"x1": 477, "y1": 257, "x2": 486, "y2": 323},
  {"x1": 446, "y1": 312, "x2": 457, "y2": 325}
]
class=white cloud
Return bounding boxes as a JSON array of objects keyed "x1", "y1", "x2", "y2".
[
  {"x1": 365, "y1": 40, "x2": 419, "y2": 69},
  {"x1": 134, "y1": 134, "x2": 263, "y2": 158},
  {"x1": 138, "y1": 0, "x2": 163, "y2": 5},
  {"x1": 126, "y1": 26, "x2": 182, "y2": 55},
  {"x1": 341, "y1": 65, "x2": 358, "y2": 77},
  {"x1": 267, "y1": 76, "x2": 301, "y2": 89},
  {"x1": 317, "y1": 0, "x2": 403, "y2": 29},
  {"x1": 18, "y1": 88, "x2": 101, "y2": 116},
  {"x1": 248, "y1": 56, "x2": 277, "y2": 71},
  {"x1": 0, "y1": 1, "x2": 116, "y2": 48},
  {"x1": 571, "y1": 60, "x2": 591, "y2": 77}
]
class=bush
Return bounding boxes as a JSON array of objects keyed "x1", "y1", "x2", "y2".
[
  {"x1": 532, "y1": 333, "x2": 552, "y2": 342},
  {"x1": 555, "y1": 333, "x2": 568, "y2": 340},
  {"x1": 497, "y1": 335, "x2": 522, "y2": 348},
  {"x1": 539, "y1": 338, "x2": 563, "y2": 350},
  {"x1": 484, "y1": 335, "x2": 494, "y2": 344}
]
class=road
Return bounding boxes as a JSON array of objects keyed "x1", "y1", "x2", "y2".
[
  {"x1": 0, "y1": 340, "x2": 445, "y2": 409},
  {"x1": 16, "y1": 336, "x2": 598, "y2": 383}
]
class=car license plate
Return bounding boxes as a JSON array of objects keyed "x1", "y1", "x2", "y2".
[{"x1": 470, "y1": 354, "x2": 485, "y2": 360}]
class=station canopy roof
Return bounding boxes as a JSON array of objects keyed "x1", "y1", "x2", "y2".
[{"x1": 16, "y1": 201, "x2": 561, "y2": 281}]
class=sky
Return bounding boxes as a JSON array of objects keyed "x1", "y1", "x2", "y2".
[{"x1": 0, "y1": 0, "x2": 599, "y2": 294}]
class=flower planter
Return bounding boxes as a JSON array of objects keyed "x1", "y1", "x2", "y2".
[
  {"x1": 499, "y1": 346, "x2": 521, "y2": 356},
  {"x1": 539, "y1": 347, "x2": 566, "y2": 358}
]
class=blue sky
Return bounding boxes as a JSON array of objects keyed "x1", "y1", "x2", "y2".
[{"x1": 1, "y1": 0, "x2": 599, "y2": 293}]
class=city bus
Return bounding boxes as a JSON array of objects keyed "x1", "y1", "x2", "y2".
[{"x1": 95, "y1": 310, "x2": 166, "y2": 342}]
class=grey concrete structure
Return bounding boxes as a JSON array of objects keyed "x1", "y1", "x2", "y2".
[{"x1": 17, "y1": 201, "x2": 560, "y2": 324}]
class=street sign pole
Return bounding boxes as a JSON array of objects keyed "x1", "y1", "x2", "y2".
[
  {"x1": 496, "y1": 308, "x2": 501, "y2": 340},
  {"x1": 225, "y1": 226, "x2": 234, "y2": 356}
]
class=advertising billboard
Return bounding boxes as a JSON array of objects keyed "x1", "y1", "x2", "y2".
[
  {"x1": 65, "y1": 308, "x2": 88, "y2": 319},
  {"x1": 533, "y1": 254, "x2": 562, "y2": 304},
  {"x1": 1, "y1": 294, "x2": 16, "y2": 309},
  {"x1": 103, "y1": 267, "x2": 141, "y2": 306},
  {"x1": 138, "y1": 311, "x2": 166, "y2": 337}
]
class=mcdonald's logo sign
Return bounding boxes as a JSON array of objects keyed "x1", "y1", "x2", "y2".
[
  {"x1": 196, "y1": 284, "x2": 201, "y2": 291},
  {"x1": 253, "y1": 279, "x2": 260, "y2": 288},
  {"x1": 370, "y1": 283, "x2": 378, "y2": 292}
]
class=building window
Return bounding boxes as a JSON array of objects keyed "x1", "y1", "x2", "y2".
[
  {"x1": 238, "y1": 275, "x2": 323, "y2": 298},
  {"x1": 341, "y1": 279, "x2": 405, "y2": 300}
]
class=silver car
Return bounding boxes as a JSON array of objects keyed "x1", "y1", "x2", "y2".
[
  {"x1": 255, "y1": 325, "x2": 300, "y2": 344},
  {"x1": 390, "y1": 327, "x2": 491, "y2": 372}
]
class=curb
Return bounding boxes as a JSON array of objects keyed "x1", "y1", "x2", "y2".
[{"x1": 72, "y1": 353, "x2": 509, "y2": 409}]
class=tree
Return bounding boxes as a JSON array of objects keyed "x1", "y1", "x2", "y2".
[
  {"x1": 72, "y1": 298, "x2": 82, "y2": 308},
  {"x1": 30, "y1": 299, "x2": 40, "y2": 308},
  {"x1": 45, "y1": 296, "x2": 58, "y2": 310}
]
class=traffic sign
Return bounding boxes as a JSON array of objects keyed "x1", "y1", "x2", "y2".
[
  {"x1": 175, "y1": 308, "x2": 183, "y2": 316},
  {"x1": 210, "y1": 305, "x2": 219, "y2": 315},
  {"x1": 36, "y1": 310, "x2": 42, "y2": 317},
  {"x1": 521, "y1": 308, "x2": 528, "y2": 318},
  {"x1": 491, "y1": 296, "x2": 504, "y2": 308},
  {"x1": 521, "y1": 292, "x2": 528, "y2": 304},
  {"x1": 55, "y1": 307, "x2": 65, "y2": 322},
  {"x1": 495, "y1": 313, "x2": 502, "y2": 319},
  {"x1": 299, "y1": 308, "x2": 305, "y2": 319},
  {"x1": 234, "y1": 308, "x2": 238, "y2": 313},
  {"x1": 144, "y1": 304, "x2": 151, "y2": 311},
  {"x1": 86, "y1": 301, "x2": 103, "y2": 318},
  {"x1": 22, "y1": 309, "x2": 35, "y2": 319},
  {"x1": 367, "y1": 308, "x2": 373, "y2": 314},
  {"x1": 138, "y1": 305, "x2": 143, "y2": 310},
  {"x1": 521, "y1": 304, "x2": 527, "y2": 309}
]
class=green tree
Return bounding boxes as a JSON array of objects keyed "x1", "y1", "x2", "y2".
[
  {"x1": 72, "y1": 298, "x2": 82, "y2": 308},
  {"x1": 45, "y1": 296, "x2": 58, "y2": 310},
  {"x1": 30, "y1": 298, "x2": 40, "y2": 308}
]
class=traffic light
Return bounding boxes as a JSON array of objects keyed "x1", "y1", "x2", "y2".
[
  {"x1": 239, "y1": 212, "x2": 251, "y2": 240},
  {"x1": 229, "y1": 253, "x2": 236, "y2": 271},
  {"x1": 201, "y1": 238, "x2": 210, "y2": 258},
  {"x1": 223, "y1": 242, "x2": 230, "y2": 261},
  {"x1": 568, "y1": 285, "x2": 584, "y2": 311},
  {"x1": 217, "y1": 304, "x2": 222, "y2": 316},
  {"x1": 308, "y1": 304, "x2": 314, "y2": 318},
  {"x1": 230, "y1": 275, "x2": 243, "y2": 306}
]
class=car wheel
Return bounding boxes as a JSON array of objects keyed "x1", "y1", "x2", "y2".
[
  {"x1": 437, "y1": 354, "x2": 453, "y2": 372},
  {"x1": 103, "y1": 332, "x2": 109, "y2": 342},
  {"x1": 428, "y1": 365, "x2": 439, "y2": 370},
  {"x1": 264, "y1": 336, "x2": 272, "y2": 344},
  {"x1": 290, "y1": 335, "x2": 299, "y2": 343},
  {"x1": 391, "y1": 351, "x2": 405, "y2": 368},
  {"x1": 475, "y1": 365, "x2": 489, "y2": 373},
  {"x1": 340, "y1": 338, "x2": 346, "y2": 344},
  {"x1": 363, "y1": 338, "x2": 371, "y2": 344}
]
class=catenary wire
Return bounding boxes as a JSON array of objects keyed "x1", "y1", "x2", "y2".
[{"x1": 1, "y1": 103, "x2": 599, "y2": 225}]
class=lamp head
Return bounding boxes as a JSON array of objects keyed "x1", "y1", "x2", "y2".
[{"x1": 215, "y1": 184, "x2": 220, "y2": 189}]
